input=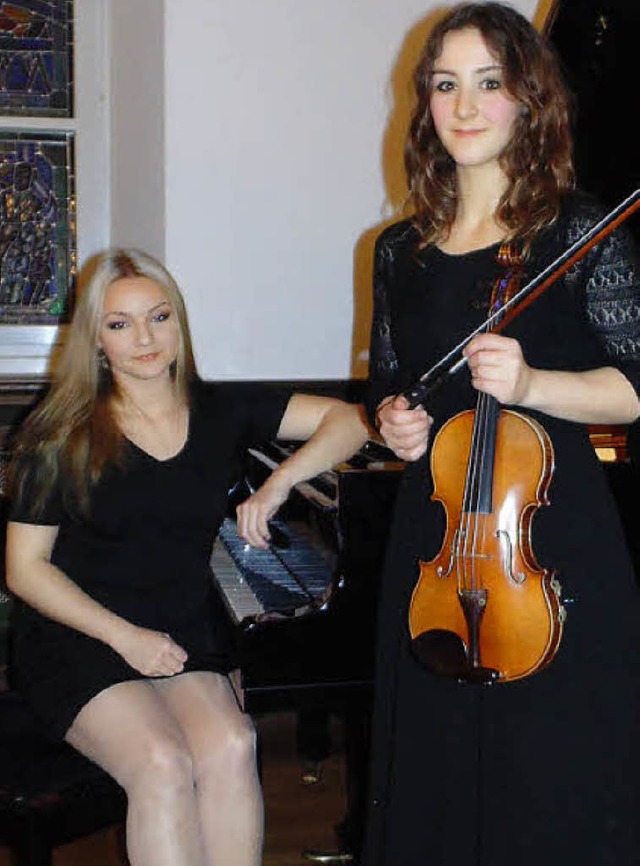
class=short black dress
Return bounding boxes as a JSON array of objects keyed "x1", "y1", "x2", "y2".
[
  {"x1": 9, "y1": 382, "x2": 290, "y2": 740},
  {"x1": 362, "y1": 193, "x2": 640, "y2": 865}
]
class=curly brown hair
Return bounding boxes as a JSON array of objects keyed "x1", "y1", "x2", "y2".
[{"x1": 405, "y1": 1, "x2": 574, "y2": 249}]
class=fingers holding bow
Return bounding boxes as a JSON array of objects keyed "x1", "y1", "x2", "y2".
[
  {"x1": 375, "y1": 394, "x2": 433, "y2": 461},
  {"x1": 464, "y1": 333, "x2": 532, "y2": 406}
]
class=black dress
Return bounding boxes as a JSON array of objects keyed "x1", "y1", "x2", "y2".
[
  {"x1": 8, "y1": 382, "x2": 290, "y2": 740},
  {"x1": 362, "y1": 193, "x2": 640, "y2": 866}
]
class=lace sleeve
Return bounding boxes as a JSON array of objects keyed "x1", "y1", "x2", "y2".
[
  {"x1": 364, "y1": 226, "x2": 404, "y2": 426},
  {"x1": 573, "y1": 211, "x2": 640, "y2": 395}
]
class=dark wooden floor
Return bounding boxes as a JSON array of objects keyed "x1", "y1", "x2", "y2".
[{"x1": 0, "y1": 711, "x2": 348, "y2": 866}]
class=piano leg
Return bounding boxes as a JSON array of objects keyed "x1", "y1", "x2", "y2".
[
  {"x1": 301, "y1": 700, "x2": 371, "y2": 865},
  {"x1": 302, "y1": 853, "x2": 354, "y2": 864},
  {"x1": 338, "y1": 703, "x2": 371, "y2": 861},
  {"x1": 297, "y1": 707, "x2": 332, "y2": 785}
]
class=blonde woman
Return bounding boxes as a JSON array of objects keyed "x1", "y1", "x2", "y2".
[{"x1": 5, "y1": 248, "x2": 369, "y2": 866}]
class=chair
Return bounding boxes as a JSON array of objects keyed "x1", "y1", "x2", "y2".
[{"x1": 0, "y1": 689, "x2": 126, "y2": 866}]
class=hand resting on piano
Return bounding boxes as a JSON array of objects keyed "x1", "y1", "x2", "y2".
[{"x1": 236, "y1": 393, "x2": 371, "y2": 548}]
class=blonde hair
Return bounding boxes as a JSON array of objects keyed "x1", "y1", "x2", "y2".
[{"x1": 10, "y1": 249, "x2": 199, "y2": 515}]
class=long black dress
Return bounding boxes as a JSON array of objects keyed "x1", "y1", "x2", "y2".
[
  {"x1": 8, "y1": 382, "x2": 290, "y2": 740},
  {"x1": 362, "y1": 193, "x2": 640, "y2": 866}
]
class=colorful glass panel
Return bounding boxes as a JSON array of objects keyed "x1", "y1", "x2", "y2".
[
  {"x1": 0, "y1": 129, "x2": 75, "y2": 323},
  {"x1": 0, "y1": 0, "x2": 73, "y2": 117}
]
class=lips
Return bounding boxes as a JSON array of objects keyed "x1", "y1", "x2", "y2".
[{"x1": 134, "y1": 352, "x2": 160, "y2": 362}]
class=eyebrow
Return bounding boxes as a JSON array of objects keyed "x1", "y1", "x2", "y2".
[
  {"x1": 102, "y1": 300, "x2": 171, "y2": 319},
  {"x1": 432, "y1": 64, "x2": 503, "y2": 76}
]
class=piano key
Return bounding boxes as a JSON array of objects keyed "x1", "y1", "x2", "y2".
[
  {"x1": 211, "y1": 517, "x2": 334, "y2": 625},
  {"x1": 210, "y1": 537, "x2": 265, "y2": 624}
]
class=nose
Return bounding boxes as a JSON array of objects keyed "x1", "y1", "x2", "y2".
[
  {"x1": 454, "y1": 85, "x2": 478, "y2": 120},
  {"x1": 133, "y1": 318, "x2": 153, "y2": 345}
]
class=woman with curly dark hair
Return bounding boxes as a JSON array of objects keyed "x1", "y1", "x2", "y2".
[{"x1": 363, "y1": 3, "x2": 640, "y2": 864}]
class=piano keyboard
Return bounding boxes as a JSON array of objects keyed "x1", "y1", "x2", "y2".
[{"x1": 210, "y1": 517, "x2": 335, "y2": 626}]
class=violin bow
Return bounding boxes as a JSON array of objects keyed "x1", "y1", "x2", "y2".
[{"x1": 402, "y1": 188, "x2": 640, "y2": 409}]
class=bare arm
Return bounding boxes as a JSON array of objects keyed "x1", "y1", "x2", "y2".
[
  {"x1": 236, "y1": 394, "x2": 370, "y2": 546},
  {"x1": 464, "y1": 333, "x2": 640, "y2": 424},
  {"x1": 5, "y1": 521, "x2": 187, "y2": 676},
  {"x1": 523, "y1": 366, "x2": 640, "y2": 423}
]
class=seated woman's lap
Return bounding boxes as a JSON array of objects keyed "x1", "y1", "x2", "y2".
[{"x1": 64, "y1": 671, "x2": 252, "y2": 788}]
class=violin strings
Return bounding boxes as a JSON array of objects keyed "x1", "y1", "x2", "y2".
[
  {"x1": 460, "y1": 417, "x2": 476, "y2": 593},
  {"x1": 462, "y1": 383, "x2": 490, "y2": 594},
  {"x1": 471, "y1": 390, "x2": 493, "y2": 593},
  {"x1": 462, "y1": 262, "x2": 513, "y2": 596}
]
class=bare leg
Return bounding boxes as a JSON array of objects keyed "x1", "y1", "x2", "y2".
[
  {"x1": 151, "y1": 671, "x2": 263, "y2": 866},
  {"x1": 65, "y1": 680, "x2": 205, "y2": 866}
]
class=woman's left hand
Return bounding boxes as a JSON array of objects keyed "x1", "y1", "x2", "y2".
[
  {"x1": 464, "y1": 333, "x2": 532, "y2": 405},
  {"x1": 236, "y1": 471, "x2": 292, "y2": 549}
]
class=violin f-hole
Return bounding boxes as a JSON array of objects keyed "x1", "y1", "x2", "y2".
[
  {"x1": 436, "y1": 527, "x2": 461, "y2": 578},
  {"x1": 496, "y1": 529, "x2": 526, "y2": 584}
]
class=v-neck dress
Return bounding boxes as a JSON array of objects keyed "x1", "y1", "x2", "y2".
[
  {"x1": 362, "y1": 192, "x2": 640, "y2": 865},
  {"x1": 8, "y1": 382, "x2": 290, "y2": 739}
]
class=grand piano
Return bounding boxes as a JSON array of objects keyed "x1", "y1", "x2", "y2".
[
  {"x1": 213, "y1": 436, "x2": 401, "y2": 714},
  {"x1": 209, "y1": 433, "x2": 402, "y2": 859}
]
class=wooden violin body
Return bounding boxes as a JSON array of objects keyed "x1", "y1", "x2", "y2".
[
  {"x1": 404, "y1": 192, "x2": 640, "y2": 684},
  {"x1": 408, "y1": 407, "x2": 566, "y2": 683}
]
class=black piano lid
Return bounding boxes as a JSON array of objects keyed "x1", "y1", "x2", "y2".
[{"x1": 545, "y1": 0, "x2": 640, "y2": 244}]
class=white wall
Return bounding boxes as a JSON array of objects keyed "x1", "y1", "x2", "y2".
[
  {"x1": 161, "y1": 0, "x2": 538, "y2": 381},
  {"x1": 110, "y1": 0, "x2": 165, "y2": 261},
  {"x1": 1, "y1": 0, "x2": 542, "y2": 379},
  {"x1": 74, "y1": 0, "x2": 111, "y2": 265}
]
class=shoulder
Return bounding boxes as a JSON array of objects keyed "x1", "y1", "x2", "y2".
[
  {"x1": 373, "y1": 220, "x2": 426, "y2": 294},
  {"x1": 565, "y1": 190, "x2": 638, "y2": 270},
  {"x1": 190, "y1": 379, "x2": 291, "y2": 437},
  {"x1": 530, "y1": 189, "x2": 637, "y2": 273},
  {"x1": 557, "y1": 189, "x2": 611, "y2": 240},
  {"x1": 191, "y1": 379, "x2": 289, "y2": 415},
  {"x1": 375, "y1": 219, "x2": 420, "y2": 259},
  {"x1": 190, "y1": 379, "x2": 225, "y2": 414},
  {"x1": 8, "y1": 448, "x2": 63, "y2": 525},
  {"x1": 555, "y1": 189, "x2": 637, "y2": 252}
]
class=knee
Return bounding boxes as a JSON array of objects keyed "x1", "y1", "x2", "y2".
[
  {"x1": 199, "y1": 716, "x2": 258, "y2": 782},
  {"x1": 125, "y1": 736, "x2": 195, "y2": 801}
]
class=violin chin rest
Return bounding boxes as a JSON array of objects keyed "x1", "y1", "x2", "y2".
[{"x1": 411, "y1": 629, "x2": 499, "y2": 684}]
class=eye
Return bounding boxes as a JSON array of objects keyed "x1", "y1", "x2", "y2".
[
  {"x1": 151, "y1": 309, "x2": 171, "y2": 323},
  {"x1": 481, "y1": 76, "x2": 503, "y2": 91},
  {"x1": 106, "y1": 319, "x2": 127, "y2": 331},
  {"x1": 433, "y1": 78, "x2": 455, "y2": 94}
]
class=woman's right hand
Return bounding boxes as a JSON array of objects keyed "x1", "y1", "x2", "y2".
[
  {"x1": 112, "y1": 624, "x2": 188, "y2": 677},
  {"x1": 376, "y1": 395, "x2": 432, "y2": 461}
]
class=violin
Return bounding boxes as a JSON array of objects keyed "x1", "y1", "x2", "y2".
[
  {"x1": 408, "y1": 247, "x2": 564, "y2": 683},
  {"x1": 404, "y1": 189, "x2": 640, "y2": 683}
]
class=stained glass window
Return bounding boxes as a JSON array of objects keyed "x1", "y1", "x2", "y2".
[
  {"x1": 0, "y1": 129, "x2": 76, "y2": 324},
  {"x1": 0, "y1": 0, "x2": 73, "y2": 117}
]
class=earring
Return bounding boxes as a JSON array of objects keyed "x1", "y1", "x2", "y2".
[{"x1": 97, "y1": 348, "x2": 110, "y2": 372}]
